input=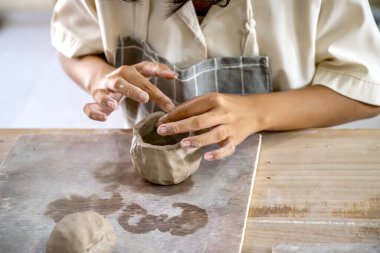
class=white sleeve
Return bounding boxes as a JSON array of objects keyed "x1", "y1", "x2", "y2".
[
  {"x1": 51, "y1": 0, "x2": 103, "y2": 58},
  {"x1": 312, "y1": 0, "x2": 380, "y2": 106}
]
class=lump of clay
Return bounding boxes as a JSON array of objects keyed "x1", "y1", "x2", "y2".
[
  {"x1": 130, "y1": 111, "x2": 202, "y2": 185},
  {"x1": 46, "y1": 211, "x2": 116, "y2": 253}
]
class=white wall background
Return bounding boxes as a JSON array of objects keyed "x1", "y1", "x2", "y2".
[
  {"x1": 0, "y1": 0, "x2": 53, "y2": 11},
  {"x1": 0, "y1": 11, "x2": 123, "y2": 129}
]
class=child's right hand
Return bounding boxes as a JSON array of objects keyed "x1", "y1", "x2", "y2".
[{"x1": 83, "y1": 61, "x2": 177, "y2": 121}]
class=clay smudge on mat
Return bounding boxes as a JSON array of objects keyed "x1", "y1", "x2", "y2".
[
  {"x1": 44, "y1": 192, "x2": 124, "y2": 222},
  {"x1": 164, "y1": 203, "x2": 209, "y2": 236},
  {"x1": 93, "y1": 162, "x2": 194, "y2": 196},
  {"x1": 117, "y1": 203, "x2": 161, "y2": 234},
  {"x1": 118, "y1": 203, "x2": 208, "y2": 236}
]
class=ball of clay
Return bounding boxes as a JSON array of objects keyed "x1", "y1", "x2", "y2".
[
  {"x1": 46, "y1": 211, "x2": 116, "y2": 253},
  {"x1": 130, "y1": 111, "x2": 202, "y2": 185}
]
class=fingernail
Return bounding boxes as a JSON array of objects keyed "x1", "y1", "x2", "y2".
[
  {"x1": 181, "y1": 140, "x2": 191, "y2": 148},
  {"x1": 163, "y1": 69, "x2": 177, "y2": 76},
  {"x1": 157, "y1": 115, "x2": 168, "y2": 126},
  {"x1": 157, "y1": 126, "x2": 168, "y2": 135},
  {"x1": 107, "y1": 100, "x2": 116, "y2": 109},
  {"x1": 181, "y1": 141, "x2": 199, "y2": 148},
  {"x1": 204, "y1": 153, "x2": 214, "y2": 161},
  {"x1": 137, "y1": 92, "x2": 148, "y2": 103},
  {"x1": 95, "y1": 115, "x2": 106, "y2": 121}
]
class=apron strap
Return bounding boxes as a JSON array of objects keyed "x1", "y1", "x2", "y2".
[{"x1": 241, "y1": 0, "x2": 260, "y2": 56}]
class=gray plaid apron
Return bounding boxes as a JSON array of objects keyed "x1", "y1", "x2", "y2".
[{"x1": 115, "y1": 36, "x2": 272, "y2": 126}]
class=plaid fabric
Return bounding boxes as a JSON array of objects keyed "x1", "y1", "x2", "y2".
[{"x1": 115, "y1": 37, "x2": 272, "y2": 126}]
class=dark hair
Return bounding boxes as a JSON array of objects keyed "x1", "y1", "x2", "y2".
[{"x1": 122, "y1": 0, "x2": 230, "y2": 18}]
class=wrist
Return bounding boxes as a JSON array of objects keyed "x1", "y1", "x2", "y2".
[
  {"x1": 244, "y1": 94, "x2": 272, "y2": 132},
  {"x1": 82, "y1": 55, "x2": 116, "y2": 95}
]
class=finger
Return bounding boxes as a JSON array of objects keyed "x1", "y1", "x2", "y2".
[
  {"x1": 92, "y1": 89, "x2": 119, "y2": 110},
  {"x1": 83, "y1": 102, "x2": 114, "y2": 122},
  {"x1": 109, "y1": 79, "x2": 150, "y2": 104},
  {"x1": 157, "y1": 95, "x2": 214, "y2": 125},
  {"x1": 135, "y1": 61, "x2": 177, "y2": 79},
  {"x1": 204, "y1": 138, "x2": 236, "y2": 161},
  {"x1": 118, "y1": 69, "x2": 175, "y2": 112},
  {"x1": 157, "y1": 112, "x2": 226, "y2": 136},
  {"x1": 180, "y1": 125, "x2": 229, "y2": 148}
]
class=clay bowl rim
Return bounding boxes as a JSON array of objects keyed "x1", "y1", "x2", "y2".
[{"x1": 133, "y1": 112, "x2": 186, "y2": 151}]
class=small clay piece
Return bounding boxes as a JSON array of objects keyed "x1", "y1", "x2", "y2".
[
  {"x1": 130, "y1": 111, "x2": 202, "y2": 185},
  {"x1": 46, "y1": 211, "x2": 116, "y2": 253}
]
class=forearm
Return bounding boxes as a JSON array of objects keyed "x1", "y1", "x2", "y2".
[
  {"x1": 155, "y1": 83, "x2": 380, "y2": 160},
  {"x1": 58, "y1": 52, "x2": 115, "y2": 94},
  {"x1": 253, "y1": 85, "x2": 380, "y2": 131}
]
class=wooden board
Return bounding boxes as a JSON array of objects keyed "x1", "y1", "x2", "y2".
[
  {"x1": 0, "y1": 133, "x2": 261, "y2": 253},
  {"x1": 273, "y1": 243, "x2": 380, "y2": 253},
  {"x1": 243, "y1": 130, "x2": 380, "y2": 252}
]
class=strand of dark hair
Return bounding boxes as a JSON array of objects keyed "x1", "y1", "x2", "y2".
[{"x1": 121, "y1": 0, "x2": 230, "y2": 18}]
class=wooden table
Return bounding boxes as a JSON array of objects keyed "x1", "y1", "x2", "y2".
[{"x1": 0, "y1": 129, "x2": 379, "y2": 252}]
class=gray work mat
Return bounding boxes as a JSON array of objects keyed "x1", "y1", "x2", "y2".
[{"x1": 0, "y1": 133, "x2": 261, "y2": 253}]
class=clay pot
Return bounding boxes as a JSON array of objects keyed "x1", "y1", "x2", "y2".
[{"x1": 130, "y1": 112, "x2": 202, "y2": 185}]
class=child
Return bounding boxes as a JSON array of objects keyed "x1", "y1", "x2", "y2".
[{"x1": 52, "y1": 0, "x2": 380, "y2": 160}]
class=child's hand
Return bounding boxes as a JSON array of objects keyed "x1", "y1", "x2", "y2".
[
  {"x1": 83, "y1": 61, "x2": 177, "y2": 121},
  {"x1": 155, "y1": 93, "x2": 263, "y2": 160}
]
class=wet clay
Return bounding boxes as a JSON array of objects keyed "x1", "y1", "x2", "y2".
[
  {"x1": 93, "y1": 162, "x2": 195, "y2": 196},
  {"x1": 117, "y1": 202, "x2": 208, "y2": 236},
  {"x1": 44, "y1": 193, "x2": 124, "y2": 223},
  {"x1": 46, "y1": 211, "x2": 116, "y2": 253},
  {"x1": 130, "y1": 112, "x2": 202, "y2": 185}
]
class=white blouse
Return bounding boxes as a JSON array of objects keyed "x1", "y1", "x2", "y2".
[{"x1": 51, "y1": 0, "x2": 380, "y2": 106}]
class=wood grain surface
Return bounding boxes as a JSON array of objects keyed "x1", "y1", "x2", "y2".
[
  {"x1": 273, "y1": 243, "x2": 380, "y2": 253},
  {"x1": 0, "y1": 129, "x2": 379, "y2": 253},
  {"x1": 244, "y1": 129, "x2": 380, "y2": 252}
]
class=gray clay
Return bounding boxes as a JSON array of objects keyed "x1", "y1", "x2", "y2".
[
  {"x1": 46, "y1": 211, "x2": 116, "y2": 253},
  {"x1": 130, "y1": 111, "x2": 202, "y2": 185}
]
